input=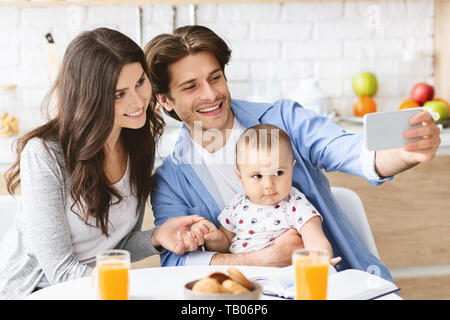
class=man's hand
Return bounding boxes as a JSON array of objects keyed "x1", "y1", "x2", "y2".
[
  {"x1": 402, "y1": 110, "x2": 441, "y2": 162},
  {"x1": 264, "y1": 228, "x2": 306, "y2": 267},
  {"x1": 375, "y1": 110, "x2": 441, "y2": 177}
]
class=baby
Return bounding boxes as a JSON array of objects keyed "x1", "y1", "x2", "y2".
[{"x1": 191, "y1": 123, "x2": 336, "y2": 260}]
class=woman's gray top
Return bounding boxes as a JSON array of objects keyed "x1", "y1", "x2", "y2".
[{"x1": 0, "y1": 138, "x2": 162, "y2": 299}]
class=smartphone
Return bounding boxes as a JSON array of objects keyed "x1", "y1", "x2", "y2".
[{"x1": 363, "y1": 108, "x2": 423, "y2": 151}]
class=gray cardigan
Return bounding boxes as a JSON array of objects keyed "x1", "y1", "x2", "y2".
[{"x1": 0, "y1": 138, "x2": 162, "y2": 300}]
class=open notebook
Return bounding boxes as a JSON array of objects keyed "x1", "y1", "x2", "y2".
[{"x1": 249, "y1": 265, "x2": 400, "y2": 300}]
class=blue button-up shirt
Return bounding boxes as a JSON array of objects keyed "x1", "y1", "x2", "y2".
[{"x1": 151, "y1": 99, "x2": 394, "y2": 282}]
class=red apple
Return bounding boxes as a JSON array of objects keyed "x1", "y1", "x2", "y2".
[{"x1": 410, "y1": 83, "x2": 434, "y2": 105}]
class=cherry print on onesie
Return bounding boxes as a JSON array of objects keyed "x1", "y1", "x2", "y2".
[{"x1": 217, "y1": 186, "x2": 323, "y2": 254}]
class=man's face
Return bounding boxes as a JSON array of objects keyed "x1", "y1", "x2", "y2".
[{"x1": 158, "y1": 51, "x2": 233, "y2": 135}]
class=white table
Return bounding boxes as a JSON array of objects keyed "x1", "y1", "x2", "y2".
[{"x1": 26, "y1": 265, "x2": 401, "y2": 300}]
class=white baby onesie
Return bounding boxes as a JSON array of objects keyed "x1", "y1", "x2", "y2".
[{"x1": 217, "y1": 186, "x2": 322, "y2": 254}]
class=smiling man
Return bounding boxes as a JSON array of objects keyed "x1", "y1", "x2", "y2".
[
  {"x1": 144, "y1": 25, "x2": 440, "y2": 282},
  {"x1": 156, "y1": 50, "x2": 234, "y2": 153}
]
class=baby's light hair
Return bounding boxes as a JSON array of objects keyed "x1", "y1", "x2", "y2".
[{"x1": 235, "y1": 123, "x2": 294, "y2": 168}]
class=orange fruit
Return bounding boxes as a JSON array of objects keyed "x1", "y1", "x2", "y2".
[
  {"x1": 398, "y1": 98, "x2": 420, "y2": 110},
  {"x1": 434, "y1": 98, "x2": 450, "y2": 113},
  {"x1": 353, "y1": 96, "x2": 377, "y2": 117}
]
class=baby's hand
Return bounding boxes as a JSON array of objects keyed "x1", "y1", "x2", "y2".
[
  {"x1": 330, "y1": 257, "x2": 342, "y2": 267},
  {"x1": 172, "y1": 217, "x2": 209, "y2": 254},
  {"x1": 191, "y1": 219, "x2": 221, "y2": 243},
  {"x1": 172, "y1": 231, "x2": 202, "y2": 254}
]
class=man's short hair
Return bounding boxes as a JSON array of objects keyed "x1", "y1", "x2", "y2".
[
  {"x1": 144, "y1": 25, "x2": 232, "y2": 121},
  {"x1": 236, "y1": 123, "x2": 294, "y2": 168}
]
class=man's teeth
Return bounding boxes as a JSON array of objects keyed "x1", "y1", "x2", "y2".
[
  {"x1": 197, "y1": 104, "x2": 221, "y2": 113},
  {"x1": 126, "y1": 108, "x2": 143, "y2": 117}
]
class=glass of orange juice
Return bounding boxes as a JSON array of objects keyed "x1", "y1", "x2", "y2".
[
  {"x1": 293, "y1": 248, "x2": 329, "y2": 300},
  {"x1": 92, "y1": 249, "x2": 130, "y2": 300}
]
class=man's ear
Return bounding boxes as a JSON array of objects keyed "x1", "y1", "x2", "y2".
[{"x1": 156, "y1": 93, "x2": 174, "y2": 112}]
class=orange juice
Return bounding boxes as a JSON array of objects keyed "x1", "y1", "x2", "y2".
[
  {"x1": 97, "y1": 260, "x2": 129, "y2": 300},
  {"x1": 294, "y1": 256, "x2": 328, "y2": 300}
]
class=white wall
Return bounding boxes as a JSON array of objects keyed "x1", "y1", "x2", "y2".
[{"x1": 0, "y1": 0, "x2": 435, "y2": 133}]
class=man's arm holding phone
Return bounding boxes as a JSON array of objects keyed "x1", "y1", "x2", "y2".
[{"x1": 374, "y1": 110, "x2": 441, "y2": 178}]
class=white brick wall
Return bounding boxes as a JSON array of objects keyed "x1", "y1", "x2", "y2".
[
  {"x1": 282, "y1": 2, "x2": 343, "y2": 21},
  {"x1": 282, "y1": 40, "x2": 342, "y2": 59},
  {"x1": 0, "y1": 0, "x2": 436, "y2": 134},
  {"x1": 141, "y1": 5, "x2": 174, "y2": 44}
]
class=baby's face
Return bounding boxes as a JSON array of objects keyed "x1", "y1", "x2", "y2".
[{"x1": 235, "y1": 142, "x2": 295, "y2": 206}]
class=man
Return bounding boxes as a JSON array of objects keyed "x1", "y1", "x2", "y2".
[{"x1": 144, "y1": 26, "x2": 440, "y2": 282}]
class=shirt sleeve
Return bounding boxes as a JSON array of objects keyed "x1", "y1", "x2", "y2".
[
  {"x1": 114, "y1": 204, "x2": 165, "y2": 261},
  {"x1": 20, "y1": 139, "x2": 92, "y2": 284},
  {"x1": 217, "y1": 204, "x2": 236, "y2": 233},
  {"x1": 287, "y1": 188, "x2": 323, "y2": 234},
  {"x1": 185, "y1": 250, "x2": 218, "y2": 265},
  {"x1": 151, "y1": 162, "x2": 200, "y2": 267},
  {"x1": 359, "y1": 144, "x2": 394, "y2": 183}
]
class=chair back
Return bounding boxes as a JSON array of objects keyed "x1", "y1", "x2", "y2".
[{"x1": 331, "y1": 187, "x2": 380, "y2": 258}]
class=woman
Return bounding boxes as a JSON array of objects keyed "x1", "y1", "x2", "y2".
[{"x1": 0, "y1": 28, "x2": 200, "y2": 299}]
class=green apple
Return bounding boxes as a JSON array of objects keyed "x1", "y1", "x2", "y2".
[
  {"x1": 352, "y1": 72, "x2": 378, "y2": 97},
  {"x1": 423, "y1": 100, "x2": 449, "y2": 121}
]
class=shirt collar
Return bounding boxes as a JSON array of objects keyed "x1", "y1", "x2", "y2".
[{"x1": 230, "y1": 98, "x2": 272, "y2": 128}]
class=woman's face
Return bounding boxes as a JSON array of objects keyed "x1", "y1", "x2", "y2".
[{"x1": 113, "y1": 62, "x2": 151, "y2": 130}]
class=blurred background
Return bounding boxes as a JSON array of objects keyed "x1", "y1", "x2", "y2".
[{"x1": 0, "y1": 0, "x2": 449, "y2": 299}]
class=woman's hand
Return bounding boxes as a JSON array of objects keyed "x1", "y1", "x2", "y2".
[{"x1": 151, "y1": 215, "x2": 205, "y2": 255}]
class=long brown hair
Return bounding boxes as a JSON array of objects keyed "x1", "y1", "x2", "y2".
[
  {"x1": 6, "y1": 28, "x2": 164, "y2": 236},
  {"x1": 144, "y1": 25, "x2": 232, "y2": 121}
]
